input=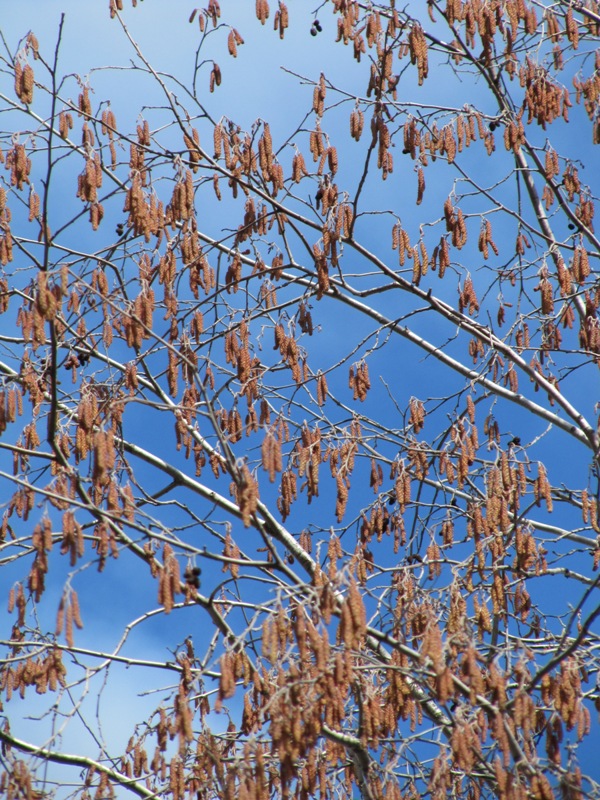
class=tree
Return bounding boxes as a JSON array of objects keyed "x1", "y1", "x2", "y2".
[{"x1": 1, "y1": 0, "x2": 600, "y2": 797}]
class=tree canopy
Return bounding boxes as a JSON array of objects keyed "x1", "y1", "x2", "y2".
[{"x1": 1, "y1": 2, "x2": 600, "y2": 799}]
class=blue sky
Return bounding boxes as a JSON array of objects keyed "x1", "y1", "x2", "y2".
[{"x1": 1, "y1": 1, "x2": 600, "y2": 796}]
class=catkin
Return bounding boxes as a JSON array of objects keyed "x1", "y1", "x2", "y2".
[
  {"x1": 71, "y1": 589, "x2": 84, "y2": 629},
  {"x1": 416, "y1": 167, "x2": 425, "y2": 205}
]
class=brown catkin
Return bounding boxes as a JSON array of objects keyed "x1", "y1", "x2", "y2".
[
  {"x1": 65, "y1": 601, "x2": 75, "y2": 647},
  {"x1": 71, "y1": 590, "x2": 84, "y2": 629},
  {"x1": 416, "y1": 167, "x2": 425, "y2": 205},
  {"x1": 350, "y1": 108, "x2": 364, "y2": 141},
  {"x1": 21, "y1": 64, "x2": 34, "y2": 104},
  {"x1": 317, "y1": 371, "x2": 328, "y2": 406},
  {"x1": 227, "y1": 29, "x2": 238, "y2": 57}
]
